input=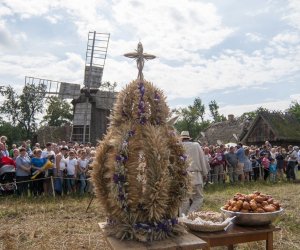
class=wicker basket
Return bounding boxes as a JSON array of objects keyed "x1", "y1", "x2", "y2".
[
  {"x1": 179, "y1": 215, "x2": 235, "y2": 232},
  {"x1": 183, "y1": 220, "x2": 231, "y2": 232}
]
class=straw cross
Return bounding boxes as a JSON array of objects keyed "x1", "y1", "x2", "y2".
[{"x1": 124, "y1": 42, "x2": 156, "y2": 81}]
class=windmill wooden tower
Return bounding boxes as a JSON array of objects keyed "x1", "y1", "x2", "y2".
[{"x1": 25, "y1": 32, "x2": 115, "y2": 145}]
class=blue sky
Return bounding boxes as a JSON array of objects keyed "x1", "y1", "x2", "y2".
[{"x1": 0, "y1": 0, "x2": 299, "y2": 118}]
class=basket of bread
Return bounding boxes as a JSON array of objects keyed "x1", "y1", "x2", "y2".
[
  {"x1": 221, "y1": 191, "x2": 284, "y2": 226},
  {"x1": 179, "y1": 211, "x2": 235, "y2": 232}
]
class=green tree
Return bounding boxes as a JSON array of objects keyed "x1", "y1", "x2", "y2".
[
  {"x1": 174, "y1": 97, "x2": 210, "y2": 139},
  {"x1": 287, "y1": 101, "x2": 300, "y2": 121},
  {"x1": 0, "y1": 121, "x2": 25, "y2": 146},
  {"x1": 0, "y1": 83, "x2": 46, "y2": 139},
  {"x1": 240, "y1": 107, "x2": 270, "y2": 121},
  {"x1": 208, "y1": 100, "x2": 226, "y2": 122},
  {"x1": 42, "y1": 96, "x2": 73, "y2": 126}
]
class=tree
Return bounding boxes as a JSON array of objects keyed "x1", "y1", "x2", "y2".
[
  {"x1": 99, "y1": 81, "x2": 117, "y2": 92},
  {"x1": 240, "y1": 107, "x2": 270, "y2": 121},
  {"x1": 174, "y1": 97, "x2": 210, "y2": 139},
  {"x1": 42, "y1": 96, "x2": 73, "y2": 126},
  {"x1": 0, "y1": 83, "x2": 46, "y2": 139},
  {"x1": 287, "y1": 101, "x2": 300, "y2": 121},
  {"x1": 208, "y1": 100, "x2": 226, "y2": 122},
  {"x1": 193, "y1": 97, "x2": 205, "y2": 122},
  {"x1": 0, "y1": 121, "x2": 25, "y2": 146}
]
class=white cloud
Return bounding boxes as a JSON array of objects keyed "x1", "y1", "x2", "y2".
[
  {"x1": 246, "y1": 32, "x2": 263, "y2": 42},
  {"x1": 0, "y1": 52, "x2": 85, "y2": 86},
  {"x1": 45, "y1": 14, "x2": 62, "y2": 24},
  {"x1": 0, "y1": 5, "x2": 12, "y2": 17},
  {"x1": 104, "y1": 42, "x2": 300, "y2": 101},
  {"x1": 219, "y1": 100, "x2": 291, "y2": 117},
  {"x1": 272, "y1": 32, "x2": 300, "y2": 44},
  {"x1": 282, "y1": 0, "x2": 300, "y2": 30},
  {"x1": 111, "y1": 1, "x2": 234, "y2": 58},
  {"x1": 290, "y1": 93, "x2": 300, "y2": 101},
  {"x1": 0, "y1": 0, "x2": 300, "y2": 114},
  {"x1": 1, "y1": 0, "x2": 56, "y2": 19},
  {"x1": 0, "y1": 20, "x2": 27, "y2": 48}
]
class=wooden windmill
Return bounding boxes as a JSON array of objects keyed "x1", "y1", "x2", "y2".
[{"x1": 25, "y1": 32, "x2": 115, "y2": 145}]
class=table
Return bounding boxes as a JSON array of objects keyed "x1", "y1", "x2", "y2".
[
  {"x1": 190, "y1": 223, "x2": 281, "y2": 250},
  {"x1": 99, "y1": 222, "x2": 208, "y2": 250}
]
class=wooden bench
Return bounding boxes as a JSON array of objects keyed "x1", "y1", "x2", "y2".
[
  {"x1": 190, "y1": 223, "x2": 281, "y2": 250},
  {"x1": 99, "y1": 222, "x2": 208, "y2": 250}
]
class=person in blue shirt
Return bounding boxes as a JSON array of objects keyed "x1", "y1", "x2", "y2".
[
  {"x1": 31, "y1": 149, "x2": 48, "y2": 196},
  {"x1": 16, "y1": 148, "x2": 31, "y2": 196},
  {"x1": 235, "y1": 143, "x2": 246, "y2": 182},
  {"x1": 269, "y1": 158, "x2": 277, "y2": 183}
]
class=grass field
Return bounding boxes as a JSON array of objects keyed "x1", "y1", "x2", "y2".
[{"x1": 0, "y1": 181, "x2": 299, "y2": 250}]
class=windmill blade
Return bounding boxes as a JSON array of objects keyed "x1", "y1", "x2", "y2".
[
  {"x1": 84, "y1": 32, "x2": 110, "y2": 89},
  {"x1": 25, "y1": 76, "x2": 81, "y2": 99},
  {"x1": 59, "y1": 82, "x2": 81, "y2": 99}
]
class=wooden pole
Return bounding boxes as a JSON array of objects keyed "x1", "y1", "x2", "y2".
[{"x1": 51, "y1": 176, "x2": 56, "y2": 198}]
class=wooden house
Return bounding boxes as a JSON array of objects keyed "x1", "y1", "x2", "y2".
[
  {"x1": 200, "y1": 115, "x2": 247, "y2": 145},
  {"x1": 239, "y1": 111, "x2": 300, "y2": 148}
]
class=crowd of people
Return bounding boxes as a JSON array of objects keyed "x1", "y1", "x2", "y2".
[
  {"x1": 204, "y1": 141, "x2": 300, "y2": 185},
  {"x1": 180, "y1": 131, "x2": 300, "y2": 214},
  {"x1": 0, "y1": 135, "x2": 96, "y2": 197},
  {"x1": 1, "y1": 132, "x2": 299, "y2": 200}
]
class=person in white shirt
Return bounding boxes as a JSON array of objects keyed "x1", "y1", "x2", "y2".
[
  {"x1": 41, "y1": 142, "x2": 56, "y2": 195},
  {"x1": 66, "y1": 150, "x2": 78, "y2": 193},
  {"x1": 77, "y1": 150, "x2": 89, "y2": 195},
  {"x1": 54, "y1": 147, "x2": 68, "y2": 195},
  {"x1": 180, "y1": 131, "x2": 209, "y2": 215},
  {"x1": 287, "y1": 145, "x2": 298, "y2": 181}
]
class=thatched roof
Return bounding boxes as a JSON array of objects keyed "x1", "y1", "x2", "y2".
[
  {"x1": 240, "y1": 111, "x2": 300, "y2": 143},
  {"x1": 199, "y1": 116, "x2": 246, "y2": 145}
]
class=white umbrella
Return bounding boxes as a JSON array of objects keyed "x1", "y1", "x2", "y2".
[{"x1": 225, "y1": 142, "x2": 237, "y2": 147}]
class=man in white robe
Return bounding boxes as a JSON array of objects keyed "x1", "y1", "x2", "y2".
[{"x1": 180, "y1": 131, "x2": 209, "y2": 215}]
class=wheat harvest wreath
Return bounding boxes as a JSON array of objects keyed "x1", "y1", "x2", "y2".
[{"x1": 92, "y1": 42, "x2": 190, "y2": 242}]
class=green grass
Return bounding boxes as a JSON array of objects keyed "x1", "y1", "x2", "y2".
[
  {"x1": 202, "y1": 181, "x2": 300, "y2": 249},
  {"x1": 0, "y1": 182, "x2": 299, "y2": 249}
]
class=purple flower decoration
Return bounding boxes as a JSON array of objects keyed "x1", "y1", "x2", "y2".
[
  {"x1": 138, "y1": 100, "x2": 145, "y2": 109},
  {"x1": 122, "y1": 141, "x2": 128, "y2": 149},
  {"x1": 128, "y1": 130, "x2": 135, "y2": 137},
  {"x1": 116, "y1": 155, "x2": 123, "y2": 162},
  {"x1": 171, "y1": 218, "x2": 178, "y2": 226},
  {"x1": 179, "y1": 154, "x2": 188, "y2": 161},
  {"x1": 119, "y1": 194, "x2": 125, "y2": 201},
  {"x1": 116, "y1": 155, "x2": 128, "y2": 163},
  {"x1": 181, "y1": 170, "x2": 188, "y2": 176},
  {"x1": 113, "y1": 174, "x2": 119, "y2": 183},
  {"x1": 140, "y1": 116, "x2": 147, "y2": 125},
  {"x1": 113, "y1": 174, "x2": 126, "y2": 183},
  {"x1": 154, "y1": 91, "x2": 160, "y2": 102},
  {"x1": 138, "y1": 83, "x2": 145, "y2": 96}
]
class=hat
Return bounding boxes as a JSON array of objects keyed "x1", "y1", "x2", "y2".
[
  {"x1": 180, "y1": 131, "x2": 191, "y2": 139},
  {"x1": 293, "y1": 146, "x2": 299, "y2": 150},
  {"x1": 61, "y1": 146, "x2": 68, "y2": 151}
]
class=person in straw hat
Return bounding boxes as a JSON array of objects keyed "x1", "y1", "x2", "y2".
[{"x1": 180, "y1": 131, "x2": 209, "y2": 215}]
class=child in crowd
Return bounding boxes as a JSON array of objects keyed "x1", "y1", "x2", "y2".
[
  {"x1": 269, "y1": 158, "x2": 277, "y2": 183},
  {"x1": 261, "y1": 153, "x2": 270, "y2": 181}
]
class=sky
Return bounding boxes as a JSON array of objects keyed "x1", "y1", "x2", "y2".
[{"x1": 0, "y1": 0, "x2": 300, "y2": 119}]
